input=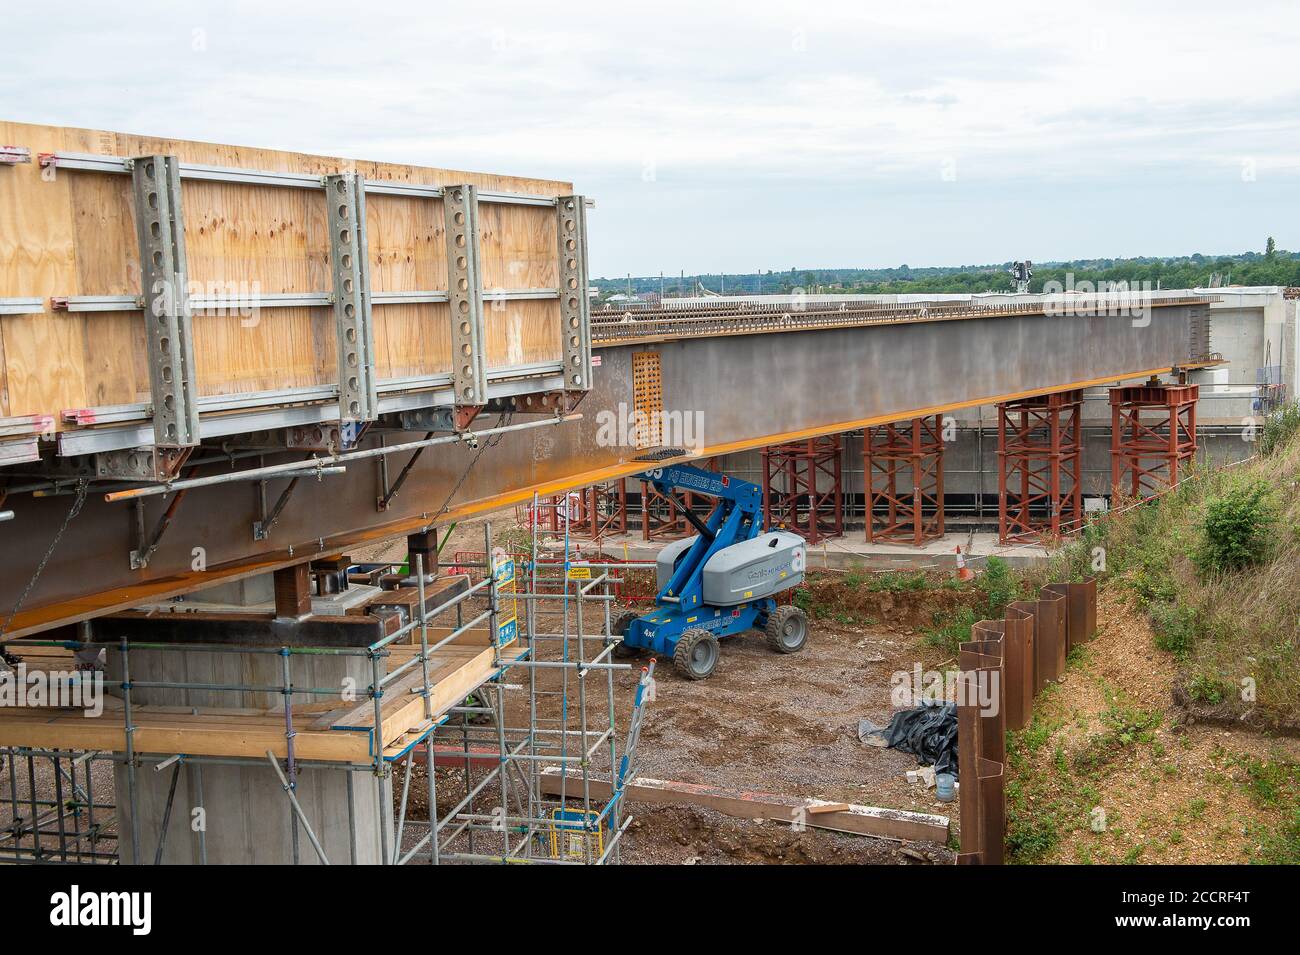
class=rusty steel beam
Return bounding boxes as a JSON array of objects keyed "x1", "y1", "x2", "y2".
[{"x1": 761, "y1": 436, "x2": 844, "y2": 544}]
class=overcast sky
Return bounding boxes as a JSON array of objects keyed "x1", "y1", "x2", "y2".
[{"x1": 4, "y1": 1, "x2": 1298, "y2": 277}]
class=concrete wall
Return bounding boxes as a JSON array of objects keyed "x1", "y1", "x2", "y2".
[
  {"x1": 115, "y1": 758, "x2": 387, "y2": 865},
  {"x1": 104, "y1": 645, "x2": 371, "y2": 709},
  {"x1": 104, "y1": 643, "x2": 389, "y2": 865}
]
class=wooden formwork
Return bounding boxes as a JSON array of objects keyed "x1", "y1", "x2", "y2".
[{"x1": 0, "y1": 121, "x2": 574, "y2": 429}]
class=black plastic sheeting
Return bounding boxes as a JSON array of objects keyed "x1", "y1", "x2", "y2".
[{"x1": 858, "y1": 700, "x2": 959, "y2": 777}]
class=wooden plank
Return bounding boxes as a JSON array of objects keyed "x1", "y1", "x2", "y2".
[
  {"x1": 0, "y1": 121, "x2": 86, "y2": 419},
  {"x1": 539, "y1": 770, "x2": 950, "y2": 844},
  {"x1": 806, "y1": 802, "x2": 851, "y2": 814},
  {"x1": 0, "y1": 706, "x2": 370, "y2": 761},
  {"x1": 376, "y1": 644, "x2": 528, "y2": 758},
  {"x1": 0, "y1": 121, "x2": 573, "y2": 423},
  {"x1": 312, "y1": 637, "x2": 518, "y2": 747}
]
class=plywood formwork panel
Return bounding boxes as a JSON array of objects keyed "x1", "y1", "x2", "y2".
[{"x1": 0, "y1": 121, "x2": 573, "y2": 424}]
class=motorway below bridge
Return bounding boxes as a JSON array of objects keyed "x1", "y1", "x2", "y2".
[{"x1": 1, "y1": 297, "x2": 1217, "y2": 637}]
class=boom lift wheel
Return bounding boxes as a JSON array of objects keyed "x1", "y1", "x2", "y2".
[
  {"x1": 610, "y1": 608, "x2": 642, "y2": 658},
  {"x1": 764, "y1": 605, "x2": 808, "y2": 654},
  {"x1": 673, "y1": 628, "x2": 720, "y2": 680}
]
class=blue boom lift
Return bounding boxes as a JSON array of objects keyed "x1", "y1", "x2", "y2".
[{"x1": 611, "y1": 464, "x2": 809, "y2": 679}]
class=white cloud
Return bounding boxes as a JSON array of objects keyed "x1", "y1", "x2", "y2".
[{"x1": 3, "y1": 0, "x2": 1298, "y2": 272}]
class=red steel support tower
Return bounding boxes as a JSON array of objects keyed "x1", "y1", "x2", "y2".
[
  {"x1": 863, "y1": 415, "x2": 945, "y2": 545},
  {"x1": 1109, "y1": 382, "x2": 1199, "y2": 499},
  {"x1": 997, "y1": 390, "x2": 1084, "y2": 543},
  {"x1": 561, "y1": 482, "x2": 629, "y2": 540},
  {"x1": 760, "y1": 436, "x2": 844, "y2": 544}
]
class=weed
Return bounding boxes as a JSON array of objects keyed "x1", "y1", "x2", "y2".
[
  {"x1": 1006, "y1": 812, "x2": 1059, "y2": 863},
  {"x1": 922, "y1": 607, "x2": 978, "y2": 657},
  {"x1": 1187, "y1": 673, "x2": 1229, "y2": 705},
  {"x1": 1149, "y1": 601, "x2": 1198, "y2": 658},
  {"x1": 1193, "y1": 479, "x2": 1277, "y2": 575},
  {"x1": 1235, "y1": 757, "x2": 1300, "y2": 807},
  {"x1": 1074, "y1": 701, "x2": 1161, "y2": 771},
  {"x1": 865, "y1": 570, "x2": 931, "y2": 593},
  {"x1": 1121, "y1": 843, "x2": 1146, "y2": 864},
  {"x1": 1250, "y1": 808, "x2": 1300, "y2": 864}
]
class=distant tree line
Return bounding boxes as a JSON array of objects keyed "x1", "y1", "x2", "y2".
[{"x1": 593, "y1": 244, "x2": 1300, "y2": 299}]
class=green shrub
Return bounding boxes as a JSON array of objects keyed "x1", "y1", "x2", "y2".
[
  {"x1": 921, "y1": 557, "x2": 1022, "y2": 656},
  {"x1": 1193, "y1": 480, "x2": 1277, "y2": 574},
  {"x1": 1149, "y1": 601, "x2": 1198, "y2": 658},
  {"x1": 976, "y1": 556, "x2": 1019, "y2": 616},
  {"x1": 1260, "y1": 402, "x2": 1300, "y2": 457}
]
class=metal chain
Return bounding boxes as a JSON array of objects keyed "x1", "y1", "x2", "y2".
[
  {"x1": 433, "y1": 412, "x2": 513, "y2": 520},
  {"x1": 0, "y1": 480, "x2": 90, "y2": 663}
]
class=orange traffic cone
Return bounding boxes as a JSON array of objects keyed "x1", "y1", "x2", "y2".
[{"x1": 955, "y1": 545, "x2": 975, "y2": 581}]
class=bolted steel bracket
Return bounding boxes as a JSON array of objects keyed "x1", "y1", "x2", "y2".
[
  {"x1": 97, "y1": 446, "x2": 192, "y2": 482},
  {"x1": 132, "y1": 155, "x2": 200, "y2": 448},
  {"x1": 557, "y1": 195, "x2": 593, "y2": 394},
  {"x1": 325, "y1": 173, "x2": 379, "y2": 425},
  {"x1": 443, "y1": 184, "x2": 488, "y2": 422}
]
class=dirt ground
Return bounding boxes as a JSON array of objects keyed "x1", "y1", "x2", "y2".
[
  {"x1": 382, "y1": 516, "x2": 965, "y2": 864},
  {"x1": 596, "y1": 616, "x2": 959, "y2": 863},
  {"x1": 405, "y1": 603, "x2": 962, "y2": 865},
  {"x1": 1007, "y1": 587, "x2": 1300, "y2": 865}
]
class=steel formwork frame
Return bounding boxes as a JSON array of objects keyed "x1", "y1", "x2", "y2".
[
  {"x1": 996, "y1": 390, "x2": 1084, "y2": 543},
  {"x1": 863, "y1": 416, "x2": 945, "y2": 545},
  {"x1": 0, "y1": 510, "x2": 651, "y2": 866},
  {"x1": 761, "y1": 436, "x2": 844, "y2": 544},
  {"x1": 1109, "y1": 383, "x2": 1199, "y2": 499}
]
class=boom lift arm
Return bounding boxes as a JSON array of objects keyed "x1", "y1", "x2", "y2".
[{"x1": 611, "y1": 464, "x2": 809, "y2": 679}]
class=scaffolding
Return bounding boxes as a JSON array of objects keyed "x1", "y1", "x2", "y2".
[
  {"x1": 541, "y1": 482, "x2": 629, "y2": 541},
  {"x1": 0, "y1": 505, "x2": 654, "y2": 865}
]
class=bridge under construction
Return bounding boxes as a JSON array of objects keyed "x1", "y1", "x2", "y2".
[{"x1": 0, "y1": 121, "x2": 1262, "y2": 864}]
